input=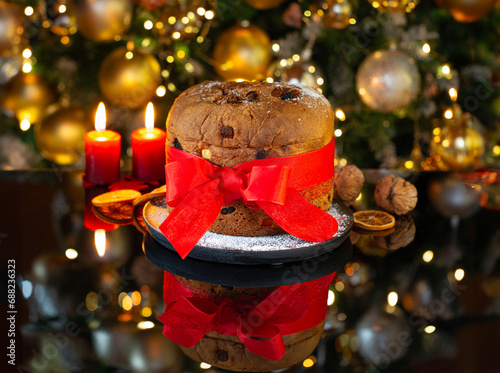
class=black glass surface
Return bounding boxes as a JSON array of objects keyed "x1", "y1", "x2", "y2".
[{"x1": 1, "y1": 169, "x2": 500, "y2": 373}]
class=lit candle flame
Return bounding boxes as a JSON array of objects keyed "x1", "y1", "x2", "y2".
[
  {"x1": 95, "y1": 102, "x2": 106, "y2": 132},
  {"x1": 145, "y1": 102, "x2": 154, "y2": 134},
  {"x1": 94, "y1": 229, "x2": 106, "y2": 257}
]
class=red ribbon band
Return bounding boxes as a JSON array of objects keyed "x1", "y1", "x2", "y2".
[
  {"x1": 159, "y1": 271, "x2": 336, "y2": 361},
  {"x1": 160, "y1": 140, "x2": 338, "y2": 259}
]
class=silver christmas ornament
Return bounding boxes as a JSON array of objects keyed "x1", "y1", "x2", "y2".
[{"x1": 356, "y1": 49, "x2": 420, "y2": 113}]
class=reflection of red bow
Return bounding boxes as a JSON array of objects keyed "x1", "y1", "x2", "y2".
[
  {"x1": 160, "y1": 140, "x2": 338, "y2": 259},
  {"x1": 159, "y1": 272, "x2": 335, "y2": 361}
]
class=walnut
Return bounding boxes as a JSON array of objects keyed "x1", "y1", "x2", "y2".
[
  {"x1": 334, "y1": 165, "x2": 365, "y2": 205},
  {"x1": 374, "y1": 175, "x2": 417, "y2": 215},
  {"x1": 374, "y1": 214, "x2": 416, "y2": 250}
]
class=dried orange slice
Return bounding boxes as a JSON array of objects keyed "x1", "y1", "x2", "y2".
[
  {"x1": 92, "y1": 189, "x2": 142, "y2": 207},
  {"x1": 93, "y1": 202, "x2": 135, "y2": 223},
  {"x1": 353, "y1": 210, "x2": 395, "y2": 231}
]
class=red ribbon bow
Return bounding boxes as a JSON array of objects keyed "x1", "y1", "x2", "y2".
[
  {"x1": 160, "y1": 140, "x2": 338, "y2": 259},
  {"x1": 159, "y1": 272, "x2": 335, "y2": 361}
]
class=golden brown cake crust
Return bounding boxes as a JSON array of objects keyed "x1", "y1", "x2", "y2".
[
  {"x1": 179, "y1": 321, "x2": 325, "y2": 372},
  {"x1": 165, "y1": 81, "x2": 335, "y2": 236},
  {"x1": 166, "y1": 81, "x2": 334, "y2": 166}
]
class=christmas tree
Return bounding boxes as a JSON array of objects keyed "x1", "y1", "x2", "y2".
[{"x1": 0, "y1": 0, "x2": 498, "y2": 170}]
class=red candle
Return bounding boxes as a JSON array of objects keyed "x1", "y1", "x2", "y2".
[
  {"x1": 84, "y1": 102, "x2": 121, "y2": 184},
  {"x1": 131, "y1": 102, "x2": 166, "y2": 181}
]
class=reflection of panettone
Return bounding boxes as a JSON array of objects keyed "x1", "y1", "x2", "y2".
[
  {"x1": 165, "y1": 81, "x2": 335, "y2": 237},
  {"x1": 172, "y1": 275, "x2": 325, "y2": 372}
]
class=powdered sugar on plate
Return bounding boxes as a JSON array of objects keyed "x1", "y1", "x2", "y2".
[{"x1": 145, "y1": 198, "x2": 353, "y2": 253}]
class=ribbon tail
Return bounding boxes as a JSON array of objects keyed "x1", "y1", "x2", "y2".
[
  {"x1": 258, "y1": 188, "x2": 338, "y2": 242},
  {"x1": 237, "y1": 324, "x2": 286, "y2": 361},
  {"x1": 160, "y1": 180, "x2": 223, "y2": 259}
]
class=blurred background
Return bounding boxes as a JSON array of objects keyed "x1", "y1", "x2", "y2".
[{"x1": 0, "y1": 0, "x2": 498, "y2": 171}]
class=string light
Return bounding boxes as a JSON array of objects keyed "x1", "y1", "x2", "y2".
[
  {"x1": 86, "y1": 292, "x2": 98, "y2": 311},
  {"x1": 122, "y1": 295, "x2": 133, "y2": 311},
  {"x1": 449, "y1": 88, "x2": 458, "y2": 101},
  {"x1": 25, "y1": 6, "x2": 34, "y2": 16},
  {"x1": 454, "y1": 268, "x2": 465, "y2": 281},
  {"x1": 65, "y1": 248, "x2": 78, "y2": 259},
  {"x1": 272, "y1": 43, "x2": 280, "y2": 52},
  {"x1": 144, "y1": 20, "x2": 153, "y2": 30},
  {"x1": 422, "y1": 43, "x2": 431, "y2": 54},
  {"x1": 405, "y1": 160, "x2": 414, "y2": 169},
  {"x1": 303, "y1": 356, "x2": 317, "y2": 368},
  {"x1": 22, "y1": 62, "x2": 32, "y2": 73},
  {"x1": 204, "y1": 10, "x2": 215, "y2": 20},
  {"x1": 172, "y1": 31, "x2": 181, "y2": 39},
  {"x1": 441, "y1": 65, "x2": 451, "y2": 75},
  {"x1": 22, "y1": 48, "x2": 32, "y2": 58},
  {"x1": 444, "y1": 109, "x2": 453, "y2": 119},
  {"x1": 58, "y1": 4, "x2": 67, "y2": 13},
  {"x1": 422, "y1": 250, "x2": 434, "y2": 262},
  {"x1": 137, "y1": 321, "x2": 155, "y2": 330},
  {"x1": 327, "y1": 290, "x2": 335, "y2": 305},
  {"x1": 200, "y1": 362, "x2": 211, "y2": 369},
  {"x1": 424, "y1": 325, "x2": 436, "y2": 334},
  {"x1": 493, "y1": 145, "x2": 500, "y2": 156},
  {"x1": 334, "y1": 129, "x2": 343, "y2": 137},
  {"x1": 335, "y1": 109, "x2": 346, "y2": 121},
  {"x1": 20, "y1": 119, "x2": 31, "y2": 131},
  {"x1": 197, "y1": 7, "x2": 206, "y2": 16},
  {"x1": 156, "y1": 86, "x2": 166, "y2": 97},
  {"x1": 141, "y1": 307, "x2": 152, "y2": 317},
  {"x1": 387, "y1": 291, "x2": 398, "y2": 306}
]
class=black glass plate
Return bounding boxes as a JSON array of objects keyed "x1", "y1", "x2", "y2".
[
  {"x1": 143, "y1": 233, "x2": 352, "y2": 287},
  {"x1": 144, "y1": 199, "x2": 353, "y2": 265}
]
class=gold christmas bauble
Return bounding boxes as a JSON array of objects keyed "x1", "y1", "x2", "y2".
[
  {"x1": 270, "y1": 60, "x2": 325, "y2": 90},
  {"x1": 438, "y1": 0, "x2": 497, "y2": 22},
  {"x1": 0, "y1": 1, "x2": 23, "y2": 55},
  {"x1": 213, "y1": 24, "x2": 272, "y2": 81},
  {"x1": 98, "y1": 48, "x2": 161, "y2": 109},
  {"x1": 35, "y1": 106, "x2": 92, "y2": 165},
  {"x1": 430, "y1": 109, "x2": 485, "y2": 170},
  {"x1": 74, "y1": 0, "x2": 132, "y2": 41},
  {"x1": 244, "y1": 0, "x2": 284, "y2": 9},
  {"x1": 0, "y1": 73, "x2": 58, "y2": 123},
  {"x1": 368, "y1": 0, "x2": 420, "y2": 13},
  {"x1": 321, "y1": 0, "x2": 353, "y2": 29},
  {"x1": 355, "y1": 49, "x2": 420, "y2": 113}
]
